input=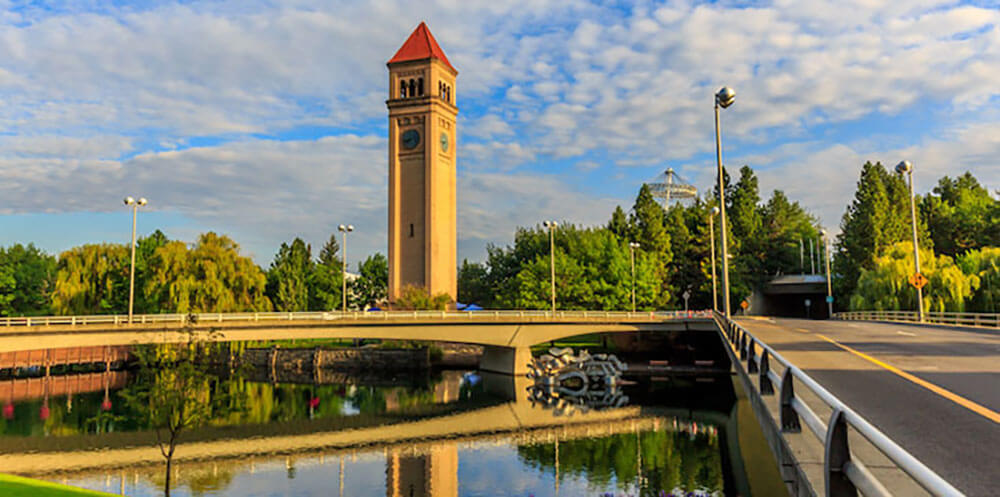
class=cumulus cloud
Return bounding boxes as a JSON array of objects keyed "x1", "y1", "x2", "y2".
[{"x1": 0, "y1": 0, "x2": 996, "y2": 263}]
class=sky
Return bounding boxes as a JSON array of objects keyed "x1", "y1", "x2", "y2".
[{"x1": 0, "y1": 0, "x2": 997, "y2": 268}]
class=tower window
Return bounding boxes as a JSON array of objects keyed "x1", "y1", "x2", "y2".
[
  {"x1": 409, "y1": 224, "x2": 414, "y2": 237},
  {"x1": 400, "y1": 80, "x2": 406, "y2": 98},
  {"x1": 418, "y1": 77, "x2": 424, "y2": 96},
  {"x1": 409, "y1": 79, "x2": 416, "y2": 98}
]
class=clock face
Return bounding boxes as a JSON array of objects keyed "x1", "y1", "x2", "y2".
[
  {"x1": 440, "y1": 131, "x2": 449, "y2": 152},
  {"x1": 401, "y1": 129, "x2": 420, "y2": 149}
]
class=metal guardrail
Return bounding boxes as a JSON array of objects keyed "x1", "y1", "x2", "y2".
[
  {"x1": 716, "y1": 312, "x2": 963, "y2": 497},
  {"x1": 836, "y1": 310, "x2": 1000, "y2": 329},
  {"x1": 0, "y1": 309, "x2": 713, "y2": 328}
]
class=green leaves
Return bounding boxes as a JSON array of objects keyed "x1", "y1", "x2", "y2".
[{"x1": 850, "y1": 242, "x2": 977, "y2": 312}]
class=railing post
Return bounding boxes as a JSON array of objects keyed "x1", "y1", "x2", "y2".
[
  {"x1": 747, "y1": 340, "x2": 758, "y2": 373},
  {"x1": 760, "y1": 350, "x2": 773, "y2": 395},
  {"x1": 825, "y1": 408, "x2": 858, "y2": 497},
  {"x1": 780, "y1": 368, "x2": 801, "y2": 432},
  {"x1": 739, "y1": 333, "x2": 748, "y2": 361}
]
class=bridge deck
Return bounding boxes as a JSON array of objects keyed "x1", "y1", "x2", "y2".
[{"x1": 738, "y1": 317, "x2": 1000, "y2": 497}]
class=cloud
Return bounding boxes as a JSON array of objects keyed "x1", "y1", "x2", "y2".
[{"x1": 0, "y1": 0, "x2": 996, "y2": 264}]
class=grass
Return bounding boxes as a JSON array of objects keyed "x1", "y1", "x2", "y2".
[{"x1": 0, "y1": 474, "x2": 115, "y2": 497}]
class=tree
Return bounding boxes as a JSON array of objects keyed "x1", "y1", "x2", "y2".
[
  {"x1": 351, "y1": 253, "x2": 388, "y2": 309},
  {"x1": 958, "y1": 247, "x2": 1000, "y2": 312},
  {"x1": 395, "y1": 285, "x2": 451, "y2": 310},
  {"x1": 759, "y1": 190, "x2": 820, "y2": 278},
  {"x1": 266, "y1": 238, "x2": 313, "y2": 311},
  {"x1": 121, "y1": 340, "x2": 246, "y2": 497},
  {"x1": 607, "y1": 205, "x2": 630, "y2": 239},
  {"x1": 850, "y1": 242, "x2": 976, "y2": 312},
  {"x1": 457, "y1": 260, "x2": 490, "y2": 306},
  {"x1": 922, "y1": 172, "x2": 999, "y2": 257},
  {"x1": 629, "y1": 184, "x2": 672, "y2": 306},
  {"x1": 0, "y1": 243, "x2": 56, "y2": 316},
  {"x1": 145, "y1": 233, "x2": 271, "y2": 313},
  {"x1": 836, "y1": 162, "x2": 928, "y2": 303},
  {"x1": 727, "y1": 166, "x2": 764, "y2": 304},
  {"x1": 308, "y1": 235, "x2": 343, "y2": 311},
  {"x1": 51, "y1": 244, "x2": 130, "y2": 315}
]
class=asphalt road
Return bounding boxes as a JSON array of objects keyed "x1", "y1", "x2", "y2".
[{"x1": 736, "y1": 317, "x2": 1000, "y2": 497}]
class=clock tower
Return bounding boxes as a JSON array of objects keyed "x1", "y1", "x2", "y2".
[{"x1": 386, "y1": 22, "x2": 458, "y2": 301}]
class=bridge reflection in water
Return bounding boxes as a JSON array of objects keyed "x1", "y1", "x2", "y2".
[{"x1": 0, "y1": 359, "x2": 785, "y2": 496}]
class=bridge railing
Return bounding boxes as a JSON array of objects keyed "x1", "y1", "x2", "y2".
[
  {"x1": 836, "y1": 310, "x2": 1000, "y2": 329},
  {"x1": 715, "y1": 312, "x2": 962, "y2": 497},
  {"x1": 0, "y1": 309, "x2": 714, "y2": 328}
]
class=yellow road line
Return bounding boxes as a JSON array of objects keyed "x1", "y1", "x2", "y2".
[
  {"x1": 794, "y1": 328, "x2": 811, "y2": 333},
  {"x1": 815, "y1": 334, "x2": 1000, "y2": 424}
]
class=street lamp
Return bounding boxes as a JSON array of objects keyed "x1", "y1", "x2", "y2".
[
  {"x1": 123, "y1": 196, "x2": 147, "y2": 324},
  {"x1": 821, "y1": 229, "x2": 833, "y2": 318},
  {"x1": 543, "y1": 221, "x2": 558, "y2": 315},
  {"x1": 709, "y1": 206, "x2": 720, "y2": 313},
  {"x1": 714, "y1": 86, "x2": 735, "y2": 319},
  {"x1": 896, "y1": 160, "x2": 925, "y2": 322},
  {"x1": 338, "y1": 224, "x2": 354, "y2": 313},
  {"x1": 629, "y1": 242, "x2": 641, "y2": 312}
]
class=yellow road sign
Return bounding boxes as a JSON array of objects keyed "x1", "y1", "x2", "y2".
[
  {"x1": 740, "y1": 300, "x2": 749, "y2": 310},
  {"x1": 908, "y1": 273, "x2": 929, "y2": 290}
]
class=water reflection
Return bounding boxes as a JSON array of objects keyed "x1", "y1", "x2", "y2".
[{"x1": 0, "y1": 341, "x2": 784, "y2": 496}]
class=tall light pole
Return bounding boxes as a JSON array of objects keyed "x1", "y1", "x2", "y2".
[
  {"x1": 714, "y1": 86, "x2": 735, "y2": 320},
  {"x1": 338, "y1": 224, "x2": 354, "y2": 313},
  {"x1": 543, "y1": 221, "x2": 558, "y2": 314},
  {"x1": 709, "y1": 207, "x2": 720, "y2": 313},
  {"x1": 896, "y1": 160, "x2": 925, "y2": 322},
  {"x1": 123, "y1": 196, "x2": 147, "y2": 324},
  {"x1": 629, "y1": 242, "x2": 640, "y2": 312},
  {"x1": 821, "y1": 229, "x2": 833, "y2": 318}
]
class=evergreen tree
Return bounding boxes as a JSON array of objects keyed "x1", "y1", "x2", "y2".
[
  {"x1": 921, "y1": 172, "x2": 999, "y2": 256},
  {"x1": 266, "y1": 238, "x2": 313, "y2": 311},
  {"x1": 835, "y1": 161, "x2": 927, "y2": 303},
  {"x1": 629, "y1": 184, "x2": 672, "y2": 306},
  {"x1": 307, "y1": 234, "x2": 342, "y2": 311},
  {"x1": 607, "y1": 205, "x2": 630, "y2": 239}
]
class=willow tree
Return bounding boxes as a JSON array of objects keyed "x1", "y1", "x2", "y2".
[
  {"x1": 146, "y1": 233, "x2": 271, "y2": 313},
  {"x1": 958, "y1": 247, "x2": 1000, "y2": 312},
  {"x1": 850, "y1": 242, "x2": 977, "y2": 312},
  {"x1": 51, "y1": 244, "x2": 130, "y2": 315}
]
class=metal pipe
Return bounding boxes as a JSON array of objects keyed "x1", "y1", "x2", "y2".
[
  {"x1": 823, "y1": 231, "x2": 833, "y2": 318},
  {"x1": 906, "y1": 170, "x2": 925, "y2": 323},
  {"x1": 128, "y1": 203, "x2": 137, "y2": 325},
  {"x1": 715, "y1": 104, "x2": 731, "y2": 320},
  {"x1": 710, "y1": 210, "x2": 718, "y2": 313}
]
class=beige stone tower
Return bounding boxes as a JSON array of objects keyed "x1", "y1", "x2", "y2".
[{"x1": 387, "y1": 22, "x2": 458, "y2": 302}]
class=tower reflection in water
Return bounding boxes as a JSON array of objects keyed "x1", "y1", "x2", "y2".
[{"x1": 386, "y1": 444, "x2": 459, "y2": 497}]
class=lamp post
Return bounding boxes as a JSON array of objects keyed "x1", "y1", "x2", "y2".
[
  {"x1": 123, "y1": 196, "x2": 147, "y2": 324},
  {"x1": 821, "y1": 229, "x2": 833, "y2": 318},
  {"x1": 896, "y1": 160, "x2": 925, "y2": 322},
  {"x1": 714, "y1": 86, "x2": 735, "y2": 319},
  {"x1": 709, "y1": 207, "x2": 720, "y2": 313},
  {"x1": 629, "y1": 242, "x2": 640, "y2": 312},
  {"x1": 543, "y1": 221, "x2": 558, "y2": 315},
  {"x1": 338, "y1": 224, "x2": 354, "y2": 313}
]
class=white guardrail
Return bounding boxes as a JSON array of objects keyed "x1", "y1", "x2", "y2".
[
  {"x1": 0, "y1": 309, "x2": 714, "y2": 328},
  {"x1": 836, "y1": 310, "x2": 1000, "y2": 329},
  {"x1": 716, "y1": 313, "x2": 963, "y2": 497}
]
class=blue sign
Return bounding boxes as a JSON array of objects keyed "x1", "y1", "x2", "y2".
[{"x1": 826, "y1": 295, "x2": 834, "y2": 303}]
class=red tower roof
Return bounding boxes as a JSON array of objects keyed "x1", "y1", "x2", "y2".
[{"x1": 388, "y1": 22, "x2": 456, "y2": 72}]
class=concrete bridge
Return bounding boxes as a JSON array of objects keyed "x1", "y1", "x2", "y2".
[{"x1": 0, "y1": 310, "x2": 714, "y2": 375}]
